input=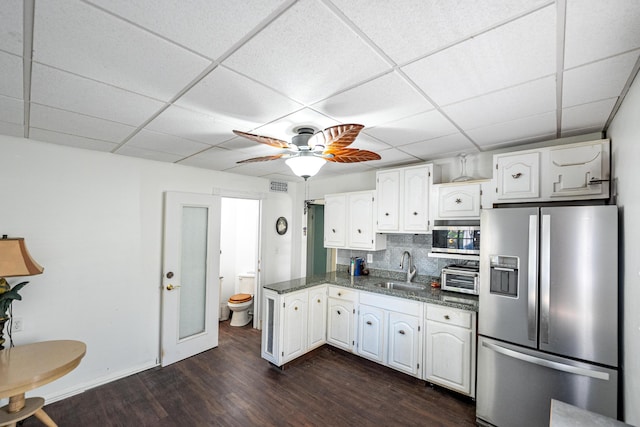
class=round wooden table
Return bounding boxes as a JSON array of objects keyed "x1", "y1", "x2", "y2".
[{"x1": 0, "y1": 340, "x2": 86, "y2": 427}]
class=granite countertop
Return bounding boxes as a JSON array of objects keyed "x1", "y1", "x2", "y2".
[{"x1": 263, "y1": 271, "x2": 478, "y2": 312}]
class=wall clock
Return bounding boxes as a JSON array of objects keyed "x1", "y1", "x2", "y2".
[{"x1": 276, "y1": 217, "x2": 288, "y2": 235}]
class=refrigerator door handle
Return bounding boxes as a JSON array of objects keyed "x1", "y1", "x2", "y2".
[
  {"x1": 482, "y1": 340, "x2": 610, "y2": 381},
  {"x1": 540, "y1": 214, "x2": 551, "y2": 344},
  {"x1": 528, "y1": 215, "x2": 538, "y2": 342}
]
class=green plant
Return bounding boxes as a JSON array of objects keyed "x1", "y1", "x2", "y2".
[{"x1": 0, "y1": 278, "x2": 28, "y2": 319}]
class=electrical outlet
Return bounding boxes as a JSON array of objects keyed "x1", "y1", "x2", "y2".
[
  {"x1": 11, "y1": 317, "x2": 23, "y2": 332},
  {"x1": 367, "y1": 253, "x2": 373, "y2": 264}
]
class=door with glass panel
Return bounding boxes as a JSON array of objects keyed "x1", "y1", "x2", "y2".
[{"x1": 161, "y1": 191, "x2": 221, "y2": 366}]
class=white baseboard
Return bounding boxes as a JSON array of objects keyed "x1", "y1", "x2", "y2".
[{"x1": 40, "y1": 360, "x2": 159, "y2": 404}]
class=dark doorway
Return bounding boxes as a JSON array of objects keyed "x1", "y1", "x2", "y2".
[{"x1": 306, "y1": 203, "x2": 328, "y2": 276}]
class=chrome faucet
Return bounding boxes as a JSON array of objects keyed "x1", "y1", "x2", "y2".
[{"x1": 400, "y1": 251, "x2": 416, "y2": 283}]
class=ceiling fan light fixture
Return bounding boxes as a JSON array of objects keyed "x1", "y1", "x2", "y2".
[{"x1": 285, "y1": 155, "x2": 326, "y2": 180}]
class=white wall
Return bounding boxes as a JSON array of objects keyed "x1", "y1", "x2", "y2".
[
  {"x1": 0, "y1": 136, "x2": 300, "y2": 402},
  {"x1": 608, "y1": 73, "x2": 640, "y2": 424}
]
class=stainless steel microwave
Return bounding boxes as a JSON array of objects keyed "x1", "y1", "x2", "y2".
[{"x1": 432, "y1": 226, "x2": 480, "y2": 255}]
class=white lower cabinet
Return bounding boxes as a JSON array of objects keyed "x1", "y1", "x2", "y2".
[
  {"x1": 263, "y1": 284, "x2": 477, "y2": 397},
  {"x1": 424, "y1": 304, "x2": 477, "y2": 397},
  {"x1": 357, "y1": 292, "x2": 423, "y2": 378},
  {"x1": 357, "y1": 304, "x2": 385, "y2": 363},
  {"x1": 388, "y1": 311, "x2": 421, "y2": 377},
  {"x1": 308, "y1": 286, "x2": 327, "y2": 350},
  {"x1": 326, "y1": 286, "x2": 357, "y2": 352},
  {"x1": 261, "y1": 284, "x2": 327, "y2": 366}
]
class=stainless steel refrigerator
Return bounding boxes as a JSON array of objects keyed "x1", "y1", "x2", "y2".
[{"x1": 476, "y1": 205, "x2": 618, "y2": 427}]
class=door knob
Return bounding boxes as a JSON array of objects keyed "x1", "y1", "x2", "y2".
[{"x1": 166, "y1": 284, "x2": 181, "y2": 291}]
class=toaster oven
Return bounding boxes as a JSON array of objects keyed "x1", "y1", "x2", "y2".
[{"x1": 441, "y1": 264, "x2": 480, "y2": 295}]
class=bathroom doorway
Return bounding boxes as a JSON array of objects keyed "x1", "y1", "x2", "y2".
[{"x1": 219, "y1": 197, "x2": 261, "y2": 328}]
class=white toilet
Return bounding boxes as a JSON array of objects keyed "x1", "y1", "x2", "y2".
[{"x1": 228, "y1": 273, "x2": 255, "y2": 327}]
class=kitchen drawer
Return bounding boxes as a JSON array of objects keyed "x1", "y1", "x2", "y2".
[
  {"x1": 426, "y1": 304, "x2": 472, "y2": 328},
  {"x1": 328, "y1": 286, "x2": 358, "y2": 302}
]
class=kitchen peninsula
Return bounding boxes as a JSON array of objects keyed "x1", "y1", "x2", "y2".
[{"x1": 262, "y1": 270, "x2": 478, "y2": 397}]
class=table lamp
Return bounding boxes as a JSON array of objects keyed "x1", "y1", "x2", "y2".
[{"x1": 0, "y1": 236, "x2": 44, "y2": 350}]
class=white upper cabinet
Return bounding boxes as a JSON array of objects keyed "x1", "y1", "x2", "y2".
[
  {"x1": 324, "y1": 194, "x2": 347, "y2": 247},
  {"x1": 495, "y1": 152, "x2": 540, "y2": 200},
  {"x1": 493, "y1": 139, "x2": 610, "y2": 203},
  {"x1": 324, "y1": 191, "x2": 386, "y2": 250},
  {"x1": 376, "y1": 170, "x2": 401, "y2": 231},
  {"x1": 376, "y1": 164, "x2": 438, "y2": 233},
  {"x1": 432, "y1": 182, "x2": 483, "y2": 220},
  {"x1": 547, "y1": 142, "x2": 608, "y2": 198}
]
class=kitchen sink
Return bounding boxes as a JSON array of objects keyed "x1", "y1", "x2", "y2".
[{"x1": 373, "y1": 281, "x2": 426, "y2": 291}]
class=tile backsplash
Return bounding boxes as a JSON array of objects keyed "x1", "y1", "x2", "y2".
[{"x1": 336, "y1": 234, "x2": 472, "y2": 282}]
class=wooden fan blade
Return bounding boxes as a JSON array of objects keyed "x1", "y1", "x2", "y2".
[
  {"x1": 324, "y1": 148, "x2": 381, "y2": 163},
  {"x1": 233, "y1": 130, "x2": 290, "y2": 149},
  {"x1": 312, "y1": 124, "x2": 365, "y2": 150},
  {"x1": 236, "y1": 154, "x2": 287, "y2": 164}
]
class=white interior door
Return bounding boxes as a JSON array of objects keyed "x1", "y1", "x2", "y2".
[{"x1": 161, "y1": 191, "x2": 221, "y2": 366}]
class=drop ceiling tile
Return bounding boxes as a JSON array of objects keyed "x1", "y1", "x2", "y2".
[
  {"x1": 0, "y1": 0, "x2": 23, "y2": 55},
  {"x1": 30, "y1": 64, "x2": 165, "y2": 126},
  {"x1": 333, "y1": 0, "x2": 550, "y2": 64},
  {"x1": 347, "y1": 134, "x2": 391, "y2": 153},
  {"x1": 227, "y1": 160, "x2": 294, "y2": 177},
  {"x1": 312, "y1": 72, "x2": 434, "y2": 126},
  {"x1": 29, "y1": 128, "x2": 118, "y2": 152},
  {"x1": 249, "y1": 108, "x2": 339, "y2": 140},
  {"x1": 365, "y1": 148, "x2": 421, "y2": 168},
  {"x1": 564, "y1": 0, "x2": 640, "y2": 68},
  {"x1": 318, "y1": 161, "x2": 375, "y2": 177},
  {"x1": 0, "y1": 95, "x2": 23, "y2": 125},
  {"x1": 0, "y1": 52, "x2": 23, "y2": 99},
  {"x1": 85, "y1": 0, "x2": 287, "y2": 60},
  {"x1": 30, "y1": 104, "x2": 136, "y2": 143},
  {"x1": 400, "y1": 133, "x2": 477, "y2": 160},
  {"x1": 0, "y1": 121, "x2": 23, "y2": 138},
  {"x1": 115, "y1": 145, "x2": 185, "y2": 163},
  {"x1": 145, "y1": 105, "x2": 238, "y2": 146},
  {"x1": 223, "y1": 0, "x2": 390, "y2": 104},
  {"x1": 178, "y1": 147, "x2": 254, "y2": 170},
  {"x1": 443, "y1": 76, "x2": 556, "y2": 130},
  {"x1": 563, "y1": 50, "x2": 640, "y2": 107},
  {"x1": 402, "y1": 5, "x2": 556, "y2": 106},
  {"x1": 175, "y1": 66, "x2": 303, "y2": 128},
  {"x1": 124, "y1": 129, "x2": 211, "y2": 157},
  {"x1": 466, "y1": 111, "x2": 557, "y2": 147},
  {"x1": 561, "y1": 98, "x2": 617, "y2": 133},
  {"x1": 33, "y1": 0, "x2": 211, "y2": 101},
  {"x1": 365, "y1": 110, "x2": 459, "y2": 146}
]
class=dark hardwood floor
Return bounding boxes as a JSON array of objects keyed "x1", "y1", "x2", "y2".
[{"x1": 25, "y1": 321, "x2": 476, "y2": 426}]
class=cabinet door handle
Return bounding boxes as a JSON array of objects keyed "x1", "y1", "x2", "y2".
[
  {"x1": 455, "y1": 198, "x2": 462, "y2": 204},
  {"x1": 294, "y1": 306, "x2": 298, "y2": 311},
  {"x1": 366, "y1": 321, "x2": 372, "y2": 326},
  {"x1": 332, "y1": 228, "x2": 336, "y2": 233},
  {"x1": 413, "y1": 211, "x2": 418, "y2": 215},
  {"x1": 317, "y1": 299, "x2": 321, "y2": 303},
  {"x1": 357, "y1": 229, "x2": 362, "y2": 234},
  {"x1": 338, "y1": 292, "x2": 342, "y2": 297},
  {"x1": 444, "y1": 315, "x2": 450, "y2": 320},
  {"x1": 512, "y1": 172, "x2": 523, "y2": 179},
  {"x1": 385, "y1": 212, "x2": 390, "y2": 216},
  {"x1": 337, "y1": 310, "x2": 341, "y2": 315},
  {"x1": 398, "y1": 330, "x2": 406, "y2": 335}
]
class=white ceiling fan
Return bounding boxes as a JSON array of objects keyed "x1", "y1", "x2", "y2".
[{"x1": 232, "y1": 124, "x2": 381, "y2": 180}]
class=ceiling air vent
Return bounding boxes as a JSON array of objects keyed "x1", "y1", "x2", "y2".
[{"x1": 270, "y1": 181, "x2": 288, "y2": 193}]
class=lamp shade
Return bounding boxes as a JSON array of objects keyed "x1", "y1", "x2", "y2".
[
  {"x1": 285, "y1": 155, "x2": 326, "y2": 179},
  {"x1": 0, "y1": 237, "x2": 44, "y2": 277}
]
